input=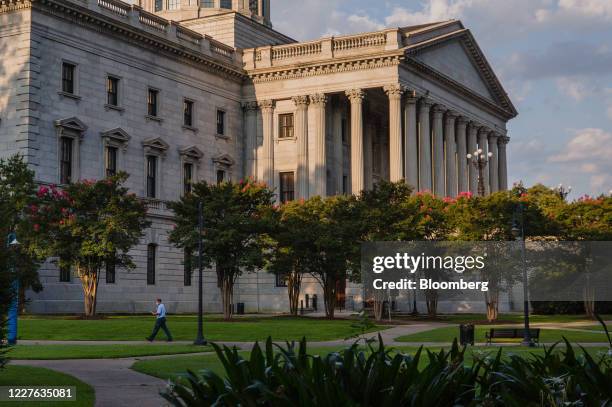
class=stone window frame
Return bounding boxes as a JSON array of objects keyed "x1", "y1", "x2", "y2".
[
  {"x1": 278, "y1": 171, "x2": 295, "y2": 203},
  {"x1": 54, "y1": 117, "x2": 87, "y2": 185},
  {"x1": 215, "y1": 107, "x2": 228, "y2": 139},
  {"x1": 274, "y1": 107, "x2": 297, "y2": 142},
  {"x1": 212, "y1": 154, "x2": 234, "y2": 183},
  {"x1": 104, "y1": 74, "x2": 124, "y2": 112},
  {"x1": 179, "y1": 146, "x2": 204, "y2": 197},
  {"x1": 146, "y1": 243, "x2": 157, "y2": 285},
  {"x1": 58, "y1": 59, "x2": 81, "y2": 100},
  {"x1": 146, "y1": 87, "x2": 163, "y2": 122},
  {"x1": 142, "y1": 137, "x2": 169, "y2": 199},
  {"x1": 182, "y1": 98, "x2": 198, "y2": 131},
  {"x1": 100, "y1": 128, "x2": 131, "y2": 179}
]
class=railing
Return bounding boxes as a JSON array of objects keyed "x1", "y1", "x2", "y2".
[
  {"x1": 97, "y1": 0, "x2": 130, "y2": 17},
  {"x1": 210, "y1": 41, "x2": 235, "y2": 58},
  {"x1": 272, "y1": 41, "x2": 322, "y2": 61},
  {"x1": 141, "y1": 198, "x2": 171, "y2": 212},
  {"x1": 138, "y1": 10, "x2": 168, "y2": 32},
  {"x1": 176, "y1": 26, "x2": 202, "y2": 46},
  {"x1": 333, "y1": 32, "x2": 387, "y2": 52}
]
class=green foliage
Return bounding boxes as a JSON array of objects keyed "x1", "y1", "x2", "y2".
[
  {"x1": 168, "y1": 178, "x2": 275, "y2": 319},
  {"x1": 162, "y1": 334, "x2": 612, "y2": 406}
]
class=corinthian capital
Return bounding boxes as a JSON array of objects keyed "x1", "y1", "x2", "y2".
[
  {"x1": 383, "y1": 84, "x2": 404, "y2": 99},
  {"x1": 258, "y1": 99, "x2": 275, "y2": 112},
  {"x1": 309, "y1": 93, "x2": 327, "y2": 106},
  {"x1": 242, "y1": 101, "x2": 258, "y2": 111},
  {"x1": 291, "y1": 95, "x2": 309, "y2": 107},
  {"x1": 345, "y1": 89, "x2": 364, "y2": 103}
]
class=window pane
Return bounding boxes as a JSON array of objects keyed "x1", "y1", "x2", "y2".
[
  {"x1": 62, "y1": 63, "x2": 75, "y2": 94},
  {"x1": 168, "y1": 0, "x2": 180, "y2": 9},
  {"x1": 106, "y1": 262, "x2": 116, "y2": 284},
  {"x1": 148, "y1": 89, "x2": 158, "y2": 117},
  {"x1": 146, "y1": 156, "x2": 157, "y2": 198},
  {"x1": 216, "y1": 110, "x2": 225, "y2": 135},
  {"x1": 279, "y1": 172, "x2": 294, "y2": 203},
  {"x1": 216, "y1": 169, "x2": 225, "y2": 184},
  {"x1": 155, "y1": 0, "x2": 163, "y2": 11},
  {"x1": 60, "y1": 137, "x2": 73, "y2": 184},
  {"x1": 183, "y1": 100, "x2": 193, "y2": 127},
  {"x1": 147, "y1": 244, "x2": 156, "y2": 285},
  {"x1": 220, "y1": 0, "x2": 231, "y2": 8},
  {"x1": 279, "y1": 113, "x2": 294, "y2": 138},
  {"x1": 107, "y1": 77, "x2": 119, "y2": 106},
  {"x1": 275, "y1": 273, "x2": 287, "y2": 287},
  {"x1": 183, "y1": 163, "x2": 193, "y2": 194},
  {"x1": 201, "y1": 0, "x2": 214, "y2": 7},
  {"x1": 105, "y1": 146, "x2": 117, "y2": 177},
  {"x1": 249, "y1": 0, "x2": 258, "y2": 13}
]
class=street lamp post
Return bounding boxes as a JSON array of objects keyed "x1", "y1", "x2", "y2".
[
  {"x1": 6, "y1": 231, "x2": 20, "y2": 346},
  {"x1": 554, "y1": 183, "x2": 572, "y2": 201},
  {"x1": 466, "y1": 149, "x2": 493, "y2": 197},
  {"x1": 511, "y1": 203, "x2": 534, "y2": 347},
  {"x1": 194, "y1": 200, "x2": 207, "y2": 346}
]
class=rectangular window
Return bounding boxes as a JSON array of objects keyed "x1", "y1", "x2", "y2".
[
  {"x1": 275, "y1": 273, "x2": 287, "y2": 287},
  {"x1": 147, "y1": 244, "x2": 156, "y2": 285},
  {"x1": 183, "y1": 100, "x2": 194, "y2": 127},
  {"x1": 249, "y1": 0, "x2": 258, "y2": 13},
  {"x1": 107, "y1": 76, "x2": 119, "y2": 106},
  {"x1": 59, "y1": 263, "x2": 71, "y2": 282},
  {"x1": 216, "y1": 109, "x2": 225, "y2": 135},
  {"x1": 146, "y1": 156, "x2": 157, "y2": 198},
  {"x1": 147, "y1": 89, "x2": 159, "y2": 117},
  {"x1": 183, "y1": 163, "x2": 193, "y2": 195},
  {"x1": 62, "y1": 62, "x2": 75, "y2": 94},
  {"x1": 154, "y1": 0, "x2": 163, "y2": 11},
  {"x1": 201, "y1": 0, "x2": 214, "y2": 7},
  {"x1": 106, "y1": 261, "x2": 116, "y2": 284},
  {"x1": 184, "y1": 249, "x2": 192, "y2": 286},
  {"x1": 278, "y1": 113, "x2": 294, "y2": 139},
  {"x1": 168, "y1": 0, "x2": 180, "y2": 9},
  {"x1": 60, "y1": 137, "x2": 73, "y2": 184},
  {"x1": 216, "y1": 169, "x2": 225, "y2": 184},
  {"x1": 105, "y1": 146, "x2": 118, "y2": 177},
  {"x1": 279, "y1": 172, "x2": 295, "y2": 203},
  {"x1": 220, "y1": 0, "x2": 231, "y2": 7}
]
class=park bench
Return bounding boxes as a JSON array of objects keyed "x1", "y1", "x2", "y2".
[{"x1": 485, "y1": 328, "x2": 540, "y2": 345}]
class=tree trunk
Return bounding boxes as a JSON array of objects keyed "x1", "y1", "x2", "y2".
[
  {"x1": 373, "y1": 290, "x2": 385, "y2": 321},
  {"x1": 78, "y1": 264, "x2": 99, "y2": 318},
  {"x1": 485, "y1": 289, "x2": 499, "y2": 323},
  {"x1": 221, "y1": 274, "x2": 234, "y2": 321},
  {"x1": 287, "y1": 270, "x2": 302, "y2": 316},
  {"x1": 584, "y1": 285, "x2": 595, "y2": 319},
  {"x1": 322, "y1": 278, "x2": 336, "y2": 319},
  {"x1": 425, "y1": 289, "x2": 438, "y2": 318}
]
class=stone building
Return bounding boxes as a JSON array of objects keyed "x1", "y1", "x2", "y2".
[{"x1": 0, "y1": 0, "x2": 517, "y2": 314}]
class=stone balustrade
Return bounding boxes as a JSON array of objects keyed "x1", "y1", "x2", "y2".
[{"x1": 243, "y1": 28, "x2": 403, "y2": 69}]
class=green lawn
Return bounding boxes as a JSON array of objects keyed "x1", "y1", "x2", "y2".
[
  {"x1": 396, "y1": 313, "x2": 612, "y2": 324},
  {"x1": 5, "y1": 344, "x2": 211, "y2": 360},
  {"x1": 0, "y1": 365, "x2": 95, "y2": 407},
  {"x1": 132, "y1": 344, "x2": 612, "y2": 381},
  {"x1": 395, "y1": 326, "x2": 611, "y2": 343},
  {"x1": 18, "y1": 315, "x2": 382, "y2": 342}
]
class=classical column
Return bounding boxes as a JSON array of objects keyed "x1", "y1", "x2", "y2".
[
  {"x1": 488, "y1": 133, "x2": 499, "y2": 193},
  {"x1": 403, "y1": 91, "x2": 418, "y2": 191},
  {"x1": 259, "y1": 100, "x2": 275, "y2": 190},
  {"x1": 456, "y1": 117, "x2": 468, "y2": 194},
  {"x1": 478, "y1": 127, "x2": 490, "y2": 195},
  {"x1": 418, "y1": 98, "x2": 433, "y2": 192},
  {"x1": 310, "y1": 93, "x2": 327, "y2": 197},
  {"x1": 498, "y1": 136, "x2": 509, "y2": 191},
  {"x1": 292, "y1": 95, "x2": 309, "y2": 199},
  {"x1": 384, "y1": 84, "x2": 404, "y2": 182},
  {"x1": 346, "y1": 89, "x2": 364, "y2": 194},
  {"x1": 467, "y1": 122, "x2": 478, "y2": 194},
  {"x1": 332, "y1": 97, "x2": 343, "y2": 195},
  {"x1": 432, "y1": 104, "x2": 445, "y2": 196},
  {"x1": 242, "y1": 102, "x2": 258, "y2": 179},
  {"x1": 364, "y1": 120, "x2": 373, "y2": 190},
  {"x1": 444, "y1": 111, "x2": 457, "y2": 197}
]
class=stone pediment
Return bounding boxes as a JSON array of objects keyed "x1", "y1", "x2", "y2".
[
  {"x1": 405, "y1": 27, "x2": 517, "y2": 118},
  {"x1": 101, "y1": 128, "x2": 131, "y2": 145},
  {"x1": 212, "y1": 154, "x2": 234, "y2": 167},
  {"x1": 179, "y1": 145, "x2": 204, "y2": 161},
  {"x1": 142, "y1": 137, "x2": 169, "y2": 154},
  {"x1": 54, "y1": 117, "x2": 87, "y2": 133}
]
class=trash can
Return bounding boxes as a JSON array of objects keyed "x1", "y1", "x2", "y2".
[
  {"x1": 236, "y1": 302, "x2": 245, "y2": 315},
  {"x1": 459, "y1": 324, "x2": 474, "y2": 346}
]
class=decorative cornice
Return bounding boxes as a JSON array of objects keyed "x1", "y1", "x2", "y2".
[
  {"x1": 101, "y1": 127, "x2": 130, "y2": 147},
  {"x1": 0, "y1": 0, "x2": 31, "y2": 13},
  {"x1": 142, "y1": 137, "x2": 169, "y2": 154},
  {"x1": 291, "y1": 95, "x2": 309, "y2": 106},
  {"x1": 55, "y1": 116, "x2": 87, "y2": 133},
  {"x1": 212, "y1": 154, "x2": 235, "y2": 167},
  {"x1": 179, "y1": 145, "x2": 204, "y2": 161},
  {"x1": 309, "y1": 93, "x2": 327, "y2": 106},
  {"x1": 28, "y1": 0, "x2": 244, "y2": 82},
  {"x1": 248, "y1": 53, "x2": 403, "y2": 84}
]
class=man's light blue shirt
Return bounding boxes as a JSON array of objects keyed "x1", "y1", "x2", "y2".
[{"x1": 157, "y1": 303, "x2": 166, "y2": 319}]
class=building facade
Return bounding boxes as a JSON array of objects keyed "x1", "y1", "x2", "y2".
[{"x1": 0, "y1": 0, "x2": 517, "y2": 314}]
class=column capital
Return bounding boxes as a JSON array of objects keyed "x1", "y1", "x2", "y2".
[
  {"x1": 242, "y1": 101, "x2": 259, "y2": 111},
  {"x1": 419, "y1": 97, "x2": 434, "y2": 108},
  {"x1": 403, "y1": 88, "x2": 418, "y2": 102},
  {"x1": 309, "y1": 93, "x2": 327, "y2": 106},
  {"x1": 445, "y1": 110, "x2": 459, "y2": 121},
  {"x1": 345, "y1": 89, "x2": 364, "y2": 103},
  {"x1": 456, "y1": 116, "x2": 469, "y2": 125},
  {"x1": 291, "y1": 95, "x2": 309, "y2": 107},
  {"x1": 498, "y1": 135, "x2": 510, "y2": 146},
  {"x1": 478, "y1": 126, "x2": 492, "y2": 135},
  {"x1": 383, "y1": 84, "x2": 404, "y2": 99},
  {"x1": 258, "y1": 99, "x2": 275, "y2": 112},
  {"x1": 488, "y1": 132, "x2": 499, "y2": 141}
]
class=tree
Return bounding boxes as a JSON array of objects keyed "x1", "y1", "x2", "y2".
[
  {"x1": 38, "y1": 173, "x2": 149, "y2": 317},
  {"x1": 168, "y1": 179, "x2": 275, "y2": 320}
]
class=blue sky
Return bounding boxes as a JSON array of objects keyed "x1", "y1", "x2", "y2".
[{"x1": 272, "y1": 0, "x2": 612, "y2": 198}]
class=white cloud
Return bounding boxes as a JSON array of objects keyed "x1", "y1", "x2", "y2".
[
  {"x1": 555, "y1": 77, "x2": 594, "y2": 101},
  {"x1": 607, "y1": 105, "x2": 612, "y2": 120},
  {"x1": 548, "y1": 128, "x2": 612, "y2": 163}
]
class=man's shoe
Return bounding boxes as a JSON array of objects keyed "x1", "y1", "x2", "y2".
[{"x1": 146, "y1": 337, "x2": 153, "y2": 342}]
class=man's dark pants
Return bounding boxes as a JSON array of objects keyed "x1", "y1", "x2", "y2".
[{"x1": 148, "y1": 317, "x2": 173, "y2": 341}]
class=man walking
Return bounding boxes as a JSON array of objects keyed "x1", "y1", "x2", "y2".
[{"x1": 146, "y1": 298, "x2": 173, "y2": 342}]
